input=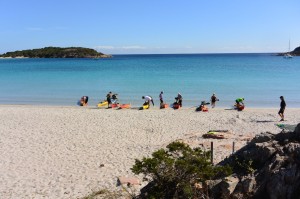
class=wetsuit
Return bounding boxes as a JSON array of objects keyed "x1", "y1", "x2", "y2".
[
  {"x1": 177, "y1": 94, "x2": 183, "y2": 107},
  {"x1": 278, "y1": 99, "x2": 286, "y2": 114},
  {"x1": 159, "y1": 93, "x2": 163, "y2": 104},
  {"x1": 106, "y1": 93, "x2": 112, "y2": 107}
]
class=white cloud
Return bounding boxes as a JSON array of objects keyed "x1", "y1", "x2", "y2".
[
  {"x1": 95, "y1": 45, "x2": 146, "y2": 50},
  {"x1": 95, "y1": 46, "x2": 116, "y2": 50},
  {"x1": 121, "y1": 46, "x2": 146, "y2": 49}
]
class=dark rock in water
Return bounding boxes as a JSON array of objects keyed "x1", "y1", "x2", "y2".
[{"x1": 211, "y1": 123, "x2": 300, "y2": 199}]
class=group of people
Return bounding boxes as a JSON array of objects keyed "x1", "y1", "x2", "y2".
[
  {"x1": 139, "y1": 93, "x2": 286, "y2": 121},
  {"x1": 80, "y1": 92, "x2": 287, "y2": 121},
  {"x1": 143, "y1": 92, "x2": 182, "y2": 109},
  {"x1": 103, "y1": 91, "x2": 244, "y2": 111},
  {"x1": 106, "y1": 92, "x2": 119, "y2": 108}
]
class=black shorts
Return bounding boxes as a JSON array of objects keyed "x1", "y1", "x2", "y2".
[{"x1": 278, "y1": 108, "x2": 285, "y2": 114}]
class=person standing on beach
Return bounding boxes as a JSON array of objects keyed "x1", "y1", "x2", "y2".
[
  {"x1": 159, "y1": 91, "x2": 164, "y2": 104},
  {"x1": 211, "y1": 93, "x2": 218, "y2": 108},
  {"x1": 106, "y1": 91, "x2": 112, "y2": 108},
  {"x1": 278, "y1": 96, "x2": 286, "y2": 121}
]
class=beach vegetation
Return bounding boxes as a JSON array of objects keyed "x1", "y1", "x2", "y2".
[
  {"x1": 131, "y1": 141, "x2": 232, "y2": 199},
  {"x1": 231, "y1": 156, "x2": 255, "y2": 175}
]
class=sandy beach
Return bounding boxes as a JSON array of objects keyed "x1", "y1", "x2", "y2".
[{"x1": 0, "y1": 105, "x2": 299, "y2": 198}]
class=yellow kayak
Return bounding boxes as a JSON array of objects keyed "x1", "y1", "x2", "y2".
[
  {"x1": 97, "y1": 101, "x2": 108, "y2": 107},
  {"x1": 142, "y1": 104, "x2": 149, "y2": 109}
]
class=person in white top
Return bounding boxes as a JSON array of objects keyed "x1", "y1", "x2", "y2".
[{"x1": 142, "y1": 95, "x2": 154, "y2": 107}]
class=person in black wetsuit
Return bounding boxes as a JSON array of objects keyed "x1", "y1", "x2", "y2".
[
  {"x1": 175, "y1": 93, "x2": 183, "y2": 107},
  {"x1": 159, "y1": 91, "x2": 164, "y2": 104},
  {"x1": 106, "y1": 92, "x2": 112, "y2": 108},
  {"x1": 278, "y1": 96, "x2": 286, "y2": 121},
  {"x1": 211, "y1": 93, "x2": 217, "y2": 108}
]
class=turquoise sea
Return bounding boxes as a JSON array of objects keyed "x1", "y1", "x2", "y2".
[{"x1": 0, "y1": 54, "x2": 299, "y2": 108}]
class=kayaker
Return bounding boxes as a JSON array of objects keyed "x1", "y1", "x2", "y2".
[
  {"x1": 111, "y1": 93, "x2": 118, "y2": 105},
  {"x1": 142, "y1": 96, "x2": 154, "y2": 107},
  {"x1": 159, "y1": 91, "x2": 164, "y2": 104},
  {"x1": 197, "y1": 101, "x2": 208, "y2": 112},
  {"x1": 278, "y1": 96, "x2": 286, "y2": 121},
  {"x1": 106, "y1": 91, "x2": 112, "y2": 108},
  {"x1": 175, "y1": 93, "x2": 183, "y2": 107},
  {"x1": 211, "y1": 93, "x2": 218, "y2": 108},
  {"x1": 80, "y1": 96, "x2": 88, "y2": 106},
  {"x1": 235, "y1": 97, "x2": 244, "y2": 106}
]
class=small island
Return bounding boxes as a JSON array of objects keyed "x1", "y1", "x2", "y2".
[{"x1": 0, "y1": 47, "x2": 112, "y2": 58}]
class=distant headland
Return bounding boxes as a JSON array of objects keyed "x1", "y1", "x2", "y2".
[
  {"x1": 0, "y1": 47, "x2": 112, "y2": 58},
  {"x1": 277, "y1": 46, "x2": 300, "y2": 56}
]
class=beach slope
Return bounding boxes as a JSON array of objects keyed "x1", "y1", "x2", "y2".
[{"x1": 0, "y1": 105, "x2": 299, "y2": 198}]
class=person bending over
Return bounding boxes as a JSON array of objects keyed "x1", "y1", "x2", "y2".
[
  {"x1": 235, "y1": 98, "x2": 244, "y2": 106},
  {"x1": 142, "y1": 96, "x2": 154, "y2": 107}
]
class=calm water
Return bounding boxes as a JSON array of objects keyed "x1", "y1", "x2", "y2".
[{"x1": 0, "y1": 54, "x2": 299, "y2": 108}]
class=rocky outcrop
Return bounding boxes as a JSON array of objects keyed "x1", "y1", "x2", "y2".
[
  {"x1": 208, "y1": 123, "x2": 300, "y2": 199},
  {"x1": 277, "y1": 46, "x2": 300, "y2": 56},
  {"x1": 292, "y1": 46, "x2": 300, "y2": 55}
]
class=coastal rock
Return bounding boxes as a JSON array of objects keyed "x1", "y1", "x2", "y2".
[
  {"x1": 219, "y1": 176, "x2": 239, "y2": 197},
  {"x1": 215, "y1": 123, "x2": 300, "y2": 199},
  {"x1": 277, "y1": 45, "x2": 300, "y2": 56},
  {"x1": 250, "y1": 132, "x2": 274, "y2": 144},
  {"x1": 295, "y1": 123, "x2": 300, "y2": 134},
  {"x1": 118, "y1": 176, "x2": 140, "y2": 186},
  {"x1": 204, "y1": 179, "x2": 222, "y2": 198}
]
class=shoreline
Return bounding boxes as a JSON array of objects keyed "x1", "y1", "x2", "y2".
[
  {"x1": 1, "y1": 103, "x2": 299, "y2": 109},
  {"x1": 4, "y1": 103, "x2": 297, "y2": 109},
  {"x1": 1, "y1": 105, "x2": 299, "y2": 198}
]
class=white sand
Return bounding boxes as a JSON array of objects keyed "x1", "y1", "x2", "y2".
[{"x1": 0, "y1": 105, "x2": 299, "y2": 198}]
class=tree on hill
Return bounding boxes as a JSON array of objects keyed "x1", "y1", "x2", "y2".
[{"x1": 0, "y1": 47, "x2": 111, "y2": 58}]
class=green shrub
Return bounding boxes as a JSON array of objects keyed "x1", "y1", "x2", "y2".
[
  {"x1": 231, "y1": 156, "x2": 255, "y2": 175},
  {"x1": 132, "y1": 141, "x2": 232, "y2": 198}
]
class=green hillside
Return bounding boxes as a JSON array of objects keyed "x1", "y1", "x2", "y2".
[{"x1": 0, "y1": 47, "x2": 112, "y2": 58}]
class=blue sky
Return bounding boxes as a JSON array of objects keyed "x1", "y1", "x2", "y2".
[{"x1": 0, "y1": 0, "x2": 299, "y2": 54}]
